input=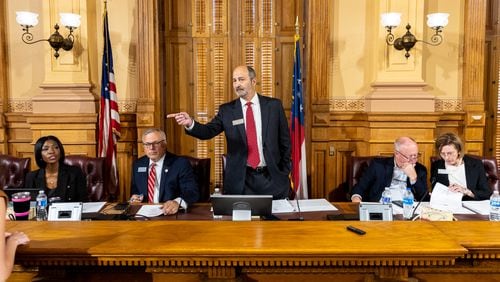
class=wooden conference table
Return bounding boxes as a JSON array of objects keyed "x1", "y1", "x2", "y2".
[{"x1": 6, "y1": 202, "x2": 500, "y2": 282}]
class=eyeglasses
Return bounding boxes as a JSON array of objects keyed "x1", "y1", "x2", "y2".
[
  {"x1": 396, "y1": 150, "x2": 421, "y2": 161},
  {"x1": 143, "y1": 140, "x2": 165, "y2": 148}
]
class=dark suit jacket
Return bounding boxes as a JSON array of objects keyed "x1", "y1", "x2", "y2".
[
  {"x1": 187, "y1": 94, "x2": 291, "y2": 199},
  {"x1": 25, "y1": 163, "x2": 88, "y2": 202},
  {"x1": 351, "y1": 157, "x2": 428, "y2": 202},
  {"x1": 130, "y1": 152, "x2": 199, "y2": 204},
  {"x1": 430, "y1": 155, "x2": 492, "y2": 200}
]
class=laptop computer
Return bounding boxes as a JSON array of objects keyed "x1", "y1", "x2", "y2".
[{"x1": 211, "y1": 194, "x2": 273, "y2": 216}]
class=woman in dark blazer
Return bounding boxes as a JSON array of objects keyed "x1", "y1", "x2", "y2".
[
  {"x1": 25, "y1": 136, "x2": 88, "y2": 202},
  {"x1": 431, "y1": 133, "x2": 491, "y2": 200}
]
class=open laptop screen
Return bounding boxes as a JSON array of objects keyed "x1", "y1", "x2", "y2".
[{"x1": 211, "y1": 194, "x2": 273, "y2": 216}]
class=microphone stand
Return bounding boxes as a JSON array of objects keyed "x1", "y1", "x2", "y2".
[
  {"x1": 411, "y1": 189, "x2": 429, "y2": 220},
  {"x1": 288, "y1": 194, "x2": 304, "y2": 221}
]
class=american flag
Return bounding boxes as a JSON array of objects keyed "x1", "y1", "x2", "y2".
[
  {"x1": 98, "y1": 9, "x2": 120, "y2": 191},
  {"x1": 290, "y1": 33, "x2": 308, "y2": 199}
]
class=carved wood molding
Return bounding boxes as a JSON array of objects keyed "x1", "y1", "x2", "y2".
[
  {"x1": 18, "y1": 255, "x2": 458, "y2": 268},
  {"x1": 136, "y1": 0, "x2": 160, "y2": 127},
  {"x1": 463, "y1": 0, "x2": 487, "y2": 111},
  {"x1": 306, "y1": 0, "x2": 329, "y2": 105}
]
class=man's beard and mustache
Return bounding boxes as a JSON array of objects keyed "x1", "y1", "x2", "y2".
[{"x1": 235, "y1": 87, "x2": 248, "y2": 98}]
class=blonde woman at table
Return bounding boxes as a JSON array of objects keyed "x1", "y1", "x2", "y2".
[
  {"x1": 0, "y1": 190, "x2": 30, "y2": 281},
  {"x1": 431, "y1": 132, "x2": 492, "y2": 200}
]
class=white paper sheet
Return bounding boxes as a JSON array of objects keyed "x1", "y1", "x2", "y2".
[
  {"x1": 136, "y1": 205, "x2": 164, "y2": 217},
  {"x1": 272, "y1": 199, "x2": 337, "y2": 213},
  {"x1": 430, "y1": 182, "x2": 463, "y2": 212},
  {"x1": 82, "y1": 202, "x2": 106, "y2": 213},
  {"x1": 462, "y1": 200, "x2": 491, "y2": 215},
  {"x1": 272, "y1": 199, "x2": 295, "y2": 213}
]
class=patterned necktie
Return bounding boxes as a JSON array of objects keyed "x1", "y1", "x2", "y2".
[
  {"x1": 147, "y1": 163, "x2": 156, "y2": 203},
  {"x1": 246, "y1": 102, "x2": 260, "y2": 168}
]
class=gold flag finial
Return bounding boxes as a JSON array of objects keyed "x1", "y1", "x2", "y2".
[{"x1": 295, "y1": 16, "x2": 299, "y2": 35}]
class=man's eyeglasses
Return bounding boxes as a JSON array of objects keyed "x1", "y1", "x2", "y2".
[
  {"x1": 396, "y1": 150, "x2": 421, "y2": 161},
  {"x1": 143, "y1": 140, "x2": 165, "y2": 148}
]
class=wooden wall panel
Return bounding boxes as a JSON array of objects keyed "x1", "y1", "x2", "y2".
[
  {"x1": 115, "y1": 113, "x2": 137, "y2": 202},
  {"x1": 306, "y1": 0, "x2": 329, "y2": 106},
  {"x1": 166, "y1": 0, "x2": 192, "y2": 36},
  {"x1": 275, "y1": 0, "x2": 302, "y2": 36},
  {"x1": 164, "y1": 38, "x2": 196, "y2": 156},
  {"x1": 193, "y1": 37, "x2": 210, "y2": 158},
  {"x1": 311, "y1": 143, "x2": 327, "y2": 199},
  {"x1": 276, "y1": 37, "x2": 294, "y2": 112},
  {"x1": 259, "y1": 39, "x2": 275, "y2": 97},
  {"x1": 4, "y1": 113, "x2": 33, "y2": 159},
  {"x1": 211, "y1": 37, "x2": 229, "y2": 188}
]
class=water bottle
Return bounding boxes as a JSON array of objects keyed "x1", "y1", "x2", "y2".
[
  {"x1": 381, "y1": 187, "x2": 392, "y2": 205},
  {"x1": 212, "y1": 188, "x2": 223, "y2": 219},
  {"x1": 489, "y1": 190, "x2": 500, "y2": 221},
  {"x1": 36, "y1": 190, "x2": 48, "y2": 221},
  {"x1": 402, "y1": 187, "x2": 414, "y2": 220}
]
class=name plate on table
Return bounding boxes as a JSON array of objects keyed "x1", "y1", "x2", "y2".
[
  {"x1": 359, "y1": 202, "x2": 393, "y2": 221},
  {"x1": 48, "y1": 202, "x2": 82, "y2": 221}
]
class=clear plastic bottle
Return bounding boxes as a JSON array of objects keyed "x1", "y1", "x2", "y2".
[
  {"x1": 36, "y1": 190, "x2": 48, "y2": 221},
  {"x1": 489, "y1": 190, "x2": 500, "y2": 221},
  {"x1": 381, "y1": 187, "x2": 392, "y2": 205},
  {"x1": 402, "y1": 187, "x2": 414, "y2": 220},
  {"x1": 211, "y1": 188, "x2": 223, "y2": 220}
]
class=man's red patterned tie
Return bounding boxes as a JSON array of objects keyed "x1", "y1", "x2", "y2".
[
  {"x1": 246, "y1": 102, "x2": 260, "y2": 168},
  {"x1": 147, "y1": 163, "x2": 156, "y2": 203}
]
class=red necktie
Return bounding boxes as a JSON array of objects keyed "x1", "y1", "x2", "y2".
[
  {"x1": 147, "y1": 163, "x2": 156, "y2": 203},
  {"x1": 246, "y1": 102, "x2": 260, "y2": 168}
]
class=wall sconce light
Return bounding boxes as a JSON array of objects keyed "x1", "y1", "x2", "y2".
[
  {"x1": 16, "y1": 11, "x2": 81, "y2": 59},
  {"x1": 381, "y1": 12, "x2": 449, "y2": 58}
]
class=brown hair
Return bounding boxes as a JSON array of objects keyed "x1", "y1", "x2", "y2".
[{"x1": 435, "y1": 133, "x2": 463, "y2": 155}]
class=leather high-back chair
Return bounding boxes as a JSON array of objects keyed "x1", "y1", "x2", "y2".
[
  {"x1": 184, "y1": 156, "x2": 211, "y2": 202},
  {"x1": 430, "y1": 154, "x2": 499, "y2": 192},
  {"x1": 347, "y1": 156, "x2": 392, "y2": 198},
  {"x1": 0, "y1": 154, "x2": 31, "y2": 189},
  {"x1": 64, "y1": 155, "x2": 108, "y2": 201}
]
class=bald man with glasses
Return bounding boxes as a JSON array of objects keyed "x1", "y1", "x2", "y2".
[{"x1": 351, "y1": 136, "x2": 428, "y2": 203}]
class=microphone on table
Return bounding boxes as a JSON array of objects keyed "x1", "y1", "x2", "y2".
[
  {"x1": 411, "y1": 185, "x2": 431, "y2": 220},
  {"x1": 288, "y1": 193, "x2": 304, "y2": 221}
]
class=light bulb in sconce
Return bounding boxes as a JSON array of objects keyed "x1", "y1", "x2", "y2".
[
  {"x1": 381, "y1": 12, "x2": 449, "y2": 58},
  {"x1": 15, "y1": 11, "x2": 80, "y2": 58}
]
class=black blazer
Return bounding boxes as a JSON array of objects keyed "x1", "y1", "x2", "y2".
[
  {"x1": 430, "y1": 155, "x2": 492, "y2": 200},
  {"x1": 25, "y1": 163, "x2": 88, "y2": 202},
  {"x1": 130, "y1": 152, "x2": 200, "y2": 204},
  {"x1": 187, "y1": 94, "x2": 291, "y2": 199},
  {"x1": 351, "y1": 157, "x2": 428, "y2": 202}
]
